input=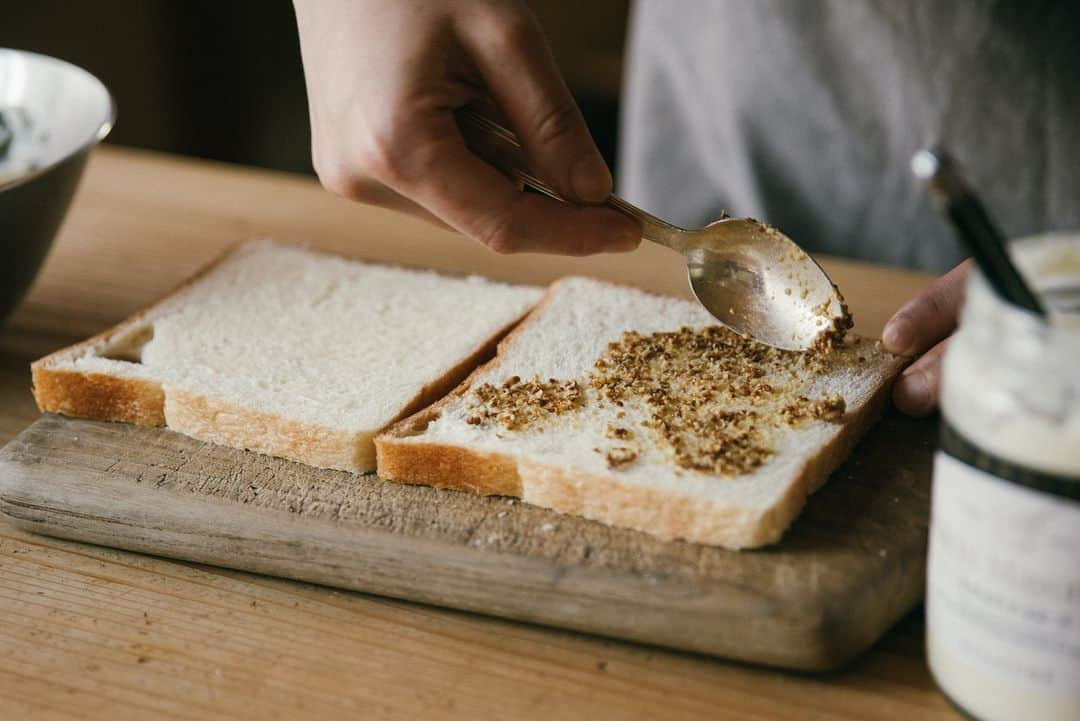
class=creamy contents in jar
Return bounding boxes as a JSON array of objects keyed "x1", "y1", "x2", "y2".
[{"x1": 941, "y1": 233, "x2": 1080, "y2": 476}]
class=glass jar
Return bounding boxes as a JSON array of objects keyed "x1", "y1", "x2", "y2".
[{"x1": 927, "y1": 232, "x2": 1080, "y2": 721}]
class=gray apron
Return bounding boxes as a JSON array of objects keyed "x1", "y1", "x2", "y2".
[{"x1": 619, "y1": 0, "x2": 1080, "y2": 272}]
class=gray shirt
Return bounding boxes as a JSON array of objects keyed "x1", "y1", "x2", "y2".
[{"x1": 619, "y1": 0, "x2": 1079, "y2": 272}]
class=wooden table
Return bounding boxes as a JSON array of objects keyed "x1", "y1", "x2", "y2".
[{"x1": 0, "y1": 146, "x2": 957, "y2": 721}]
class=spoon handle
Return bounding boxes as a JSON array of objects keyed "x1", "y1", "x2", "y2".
[
  {"x1": 456, "y1": 110, "x2": 687, "y2": 251},
  {"x1": 912, "y1": 147, "x2": 1045, "y2": 316},
  {"x1": 603, "y1": 196, "x2": 688, "y2": 250}
]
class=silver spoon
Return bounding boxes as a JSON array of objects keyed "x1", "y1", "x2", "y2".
[{"x1": 458, "y1": 111, "x2": 849, "y2": 351}]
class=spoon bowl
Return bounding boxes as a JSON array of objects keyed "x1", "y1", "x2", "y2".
[{"x1": 683, "y1": 218, "x2": 848, "y2": 349}]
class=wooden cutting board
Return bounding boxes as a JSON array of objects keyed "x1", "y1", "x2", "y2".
[{"x1": 0, "y1": 411, "x2": 934, "y2": 671}]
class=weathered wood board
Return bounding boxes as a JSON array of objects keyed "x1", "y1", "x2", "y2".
[{"x1": 0, "y1": 412, "x2": 934, "y2": 670}]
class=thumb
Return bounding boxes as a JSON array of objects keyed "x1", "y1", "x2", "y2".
[
  {"x1": 883, "y1": 259, "x2": 971, "y2": 356},
  {"x1": 455, "y1": 6, "x2": 613, "y2": 204}
]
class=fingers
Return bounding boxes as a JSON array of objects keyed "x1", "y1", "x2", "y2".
[
  {"x1": 363, "y1": 111, "x2": 639, "y2": 255},
  {"x1": 455, "y1": 4, "x2": 613, "y2": 204},
  {"x1": 300, "y1": 0, "x2": 639, "y2": 255},
  {"x1": 885, "y1": 260, "x2": 972, "y2": 415},
  {"x1": 883, "y1": 260, "x2": 972, "y2": 356},
  {"x1": 893, "y1": 338, "x2": 949, "y2": 417},
  {"x1": 312, "y1": 165, "x2": 452, "y2": 229}
]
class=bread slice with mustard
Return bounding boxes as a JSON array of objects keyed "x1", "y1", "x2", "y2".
[{"x1": 376, "y1": 277, "x2": 903, "y2": 549}]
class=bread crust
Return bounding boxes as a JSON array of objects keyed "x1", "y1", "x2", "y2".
[
  {"x1": 31, "y1": 367, "x2": 166, "y2": 426},
  {"x1": 30, "y1": 240, "x2": 534, "y2": 473},
  {"x1": 376, "y1": 279, "x2": 906, "y2": 548},
  {"x1": 164, "y1": 387, "x2": 371, "y2": 472},
  {"x1": 31, "y1": 240, "x2": 250, "y2": 423},
  {"x1": 377, "y1": 367, "x2": 896, "y2": 548}
]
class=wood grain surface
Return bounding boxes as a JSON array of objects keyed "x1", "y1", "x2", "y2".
[
  {"x1": 0, "y1": 146, "x2": 958, "y2": 719},
  {"x1": 1, "y1": 407, "x2": 933, "y2": 671}
]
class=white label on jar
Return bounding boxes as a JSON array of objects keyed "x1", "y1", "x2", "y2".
[{"x1": 928, "y1": 452, "x2": 1080, "y2": 700}]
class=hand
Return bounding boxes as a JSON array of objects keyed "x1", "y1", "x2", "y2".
[
  {"x1": 293, "y1": 0, "x2": 640, "y2": 255},
  {"x1": 882, "y1": 260, "x2": 972, "y2": 416}
]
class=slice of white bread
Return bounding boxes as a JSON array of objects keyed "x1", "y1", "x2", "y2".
[
  {"x1": 376, "y1": 277, "x2": 904, "y2": 548},
  {"x1": 32, "y1": 240, "x2": 543, "y2": 472}
]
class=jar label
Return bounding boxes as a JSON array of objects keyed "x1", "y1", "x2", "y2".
[{"x1": 928, "y1": 450, "x2": 1080, "y2": 699}]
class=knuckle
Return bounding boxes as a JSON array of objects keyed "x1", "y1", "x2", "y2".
[
  {"x1": 314, "y1": 158, "x2": 378, "y2": 204},
  {"x1": 923, "y1": 283, "x2": 953, "y2": 321},
  {"x1": 399, "y1": 135, "x2": 447, "y2": 179},
  {"x1": 358, "y1": 127, "x2": 408, "y2": 186},
  {"x1": 530, "y1": 101, "x2": 581, "y2": 148},
  {"x1": 477, "y1": 211, "x2": 519, "y2": 254},
  {"x1": 562, "y1": 233, "x2": 591, "y2": 257},
  {"x1": 357, "y1": 113, "x2": 443, "y2": 188},
  {"x1": 484, "y1": 8, "x2": 535, "y2": 49}
]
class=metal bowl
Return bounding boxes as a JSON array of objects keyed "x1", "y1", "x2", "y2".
[{"x1": 0, "y1": 49, "x2": 115, "y2": 324}]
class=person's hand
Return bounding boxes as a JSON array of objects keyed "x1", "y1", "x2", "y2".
[
  {"x1": 293, "y1": 0, "x2": 640, "y2": 255},
  {"x1": 882, "y1": 260, "x2": 972, "y2": 416}
]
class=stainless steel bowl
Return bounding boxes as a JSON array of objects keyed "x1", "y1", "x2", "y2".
[{"x1": 0, "y1": 49, "x2": 115, "y2": 324}]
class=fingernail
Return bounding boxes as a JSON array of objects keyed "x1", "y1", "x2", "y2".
[
  {"x1": 897, "y1": 370, "x2": 932, "y2": 416},
  {"x1": 882, "y1": 315, "x2": 914, "y2": 355},
  {"x1": 570, "y1": 154, "x2": 612, "y2": 204}
]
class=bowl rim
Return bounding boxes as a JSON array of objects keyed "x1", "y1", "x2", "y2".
[{"x1": 0, "y1": 47, "x2": 116, "y2": 193}]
